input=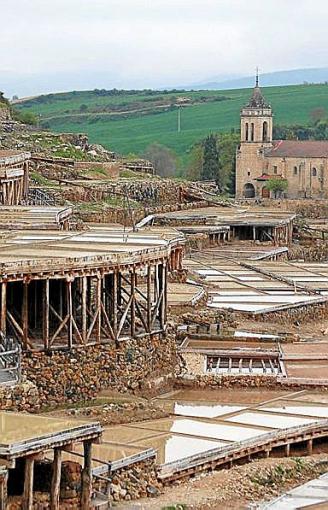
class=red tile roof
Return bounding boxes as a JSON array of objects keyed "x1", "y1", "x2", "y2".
[{"x1": 266, "y1": 140, "x2": 328, "y2": 158}]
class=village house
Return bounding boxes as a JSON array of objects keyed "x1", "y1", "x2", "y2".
[{"x1": 236, "y1": 75, "x2": 328, "y2": 199}]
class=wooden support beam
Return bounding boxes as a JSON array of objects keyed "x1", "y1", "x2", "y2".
[
  {"x1": 43, "y1": 280, "x2": 50, "y2": 350},
  {"x1": 81, "y1": 440, "x2": 92, "y2": 510},
  {"x1": 0, "y1": 471, "x2": 8, "y2": 510},
  {"x1": 67, "y1": 280, "x2": 73, "y2": 349},
  {"x1": 130, "y1": 268, "x2": 136, "y2": 337},
  {"x1": 0, "y1": 282, "x2": 6, "y2": 335},
  {"x1": 82, "y1": 276, "x2": 87, "y2": 344},
  {"x1": 307, "y1": 438, "x2": 313, "y2": 455},
  {"x1": 285, "y1": 443, "x2": 290, "y2": 457},
  {"x1": 50, "y1": 448, "x2": 62, "y2": 510},
  {"x1": 96, "y1": 276, "x2": 102, "y2": 343},
  {"x1": 113, "y1": 270, "x2": 118, "y2": 345},
  {"x1": 23, "y1": 457, "x2": 34, "y2": 510}
]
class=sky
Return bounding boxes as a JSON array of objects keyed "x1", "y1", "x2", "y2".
[{"x1": 1, "y1": 0, "x2": 328, "y2": 96}]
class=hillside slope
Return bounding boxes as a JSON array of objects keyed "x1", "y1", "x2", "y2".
[{"x1": 16, "y1": 84, "x2": 328, "y2": 167}]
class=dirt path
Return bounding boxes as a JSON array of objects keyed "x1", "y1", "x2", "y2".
[{"x1": 113, "y1": 455, "x2": 328, "y2": 510}]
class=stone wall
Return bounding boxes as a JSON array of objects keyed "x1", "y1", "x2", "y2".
[
  {"x1": 0, "y1": 381, "x2": 40, "y2": 412},
  {"x1": 244, "y1": 301, "x2": 328, "y2": 325},
  {"x1": 0, "y1": 333, "x2": 177, "y2": 413},
  {"x1": 177, "y1": 374, "x2": 328, "y2": 391},
  {"x1": 180, "y1": 351, "x2": 205, "y2": 375},
  {"x1": 95, "y1": 457, "x2": 162, "y2": 503},
  {"x1": 21, "y1": 333, "x2": 176, "y2": 411},
  {"x1": 78, "y1": 199, "x2": 211, "y2": 226}
]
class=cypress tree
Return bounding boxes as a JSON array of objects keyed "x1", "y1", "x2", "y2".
[{"x1": 201, "y1": 134, "x2": 220, "y2": 182}]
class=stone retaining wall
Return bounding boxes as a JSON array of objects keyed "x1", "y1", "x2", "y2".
[
  {"x1": 244, "y1": 301, "x2": 328, "y2": 325},
  {"x1": 1, "y1": 333, "x2": 177, "y2": 412},
  {"x1": 78, "y1": 199, "x2": 211, "y2": 225},
  {"x1": 177, "y1": 374, "x2": 328, "y2": 390},
  {"x1": 95, "y1": 457, "x2": 162, "y2": 503}
]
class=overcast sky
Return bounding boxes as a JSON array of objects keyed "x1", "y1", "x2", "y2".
[{"x1": 1, "y1": 0, "x2": 328, "y2": 96}]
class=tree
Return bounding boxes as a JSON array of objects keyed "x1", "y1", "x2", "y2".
[
  {"x1": 186, "y1": 144, "x2": 203, "y2": 181},
  {"x1": 202, "y1": 134, "x2": 220, "y2": 182},
  {"x1": 143, "y1": 143, "x2": 177, "y2": 177},
  {"x1": 266, "y1": 178, "x2": 288, "y2": 198}
]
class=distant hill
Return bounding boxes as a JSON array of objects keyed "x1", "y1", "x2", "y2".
[
  {"x1": 191, "y1": 68, "x2": 328, "y2": 90},
  {"x1": 16, "y1": 83, "x2": 328, "y2": 169}
]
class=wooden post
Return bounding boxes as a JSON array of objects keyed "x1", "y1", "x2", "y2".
[
  {"x1": 307, "y1": 438, "x2": 313, "y2": 455},
  {"x1": 0, "y1": 470, "x2": 8, "y2": 510},
  {"x1": 96, "y1": 275, "x2": 102, "y2": 343},
  {"x1": 23, "y1": 457, "x2": 34, "y2": 510},
  {"x1": 81, "y1": 440, "x2": 92, "y2": 510},
  {"x1": 285, "y1": 443, "x2": 290, "y2": 457},
  {"x1": 43, "y1": 280, "x2": 50, "y2": 350},
  {"x1": 130, "y1": 268, "x2": 136, "y2": 337},
  {"x1": 50, "y1": 448, "x2": 62, "y2": 510},
  {"x1": 0, "y1": 282, "x2": 7, "y2": 336},
  {"x1": 147, "y1": 265, "x2": 152, "y2": 333},
  {"x1": 82, "y1": 276, "x2": 87, "y2": 344},
  {"x1": 22, "y1": 281, "x2": 29, "y2": 350},
  {"x1": 113, "y1": 270, "x2": 118, "y2": 345},
  {"x1": 67, "y1": 280, "x2": 73, "y2": 349}
]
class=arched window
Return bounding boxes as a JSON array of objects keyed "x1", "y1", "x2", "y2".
[
  {"x1": 263, "y1": 121, "x2": 268, "y2": 142},
  {"x1": 312, "y1": 167, "x2": 317, "y2": 177},
  {"x1": 251, "y1": 123, "x2": 255, "y2": 141},
  {"x1": 293, "y1": 166, "x2": 298, "y2": 175},
  {"x1": 245, "y1": 123, "x2": 249, "y2": 141}
]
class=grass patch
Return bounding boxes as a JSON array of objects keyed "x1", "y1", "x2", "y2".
[{"x1": 17, "y1": 83, "x2": 328, "y2": 171}]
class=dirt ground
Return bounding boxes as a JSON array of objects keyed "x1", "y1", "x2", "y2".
[{"x1": 113, "y1": 455, "x2": 328, "y2": 510}]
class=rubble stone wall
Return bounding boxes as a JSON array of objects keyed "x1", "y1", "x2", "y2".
[
  {"x1": 177, "y1": 374, "x2": 328, "y2": 390},
  {"x1": 245, "y1": 301, "x2": 328, "y2": 325},
  {"x1": 78, "y1": 200, "x2": 210, "y2": 225},
  {"x1": 0, "y1": 333, "x2": 177, "y2": 412},
  {"x1": 180, "y1": 351, "x2": 205, "y2": 375},
  {"x1": 95, "y1": 457, "x2": 162, "y2": 503}
]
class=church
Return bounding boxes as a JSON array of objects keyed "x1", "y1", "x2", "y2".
[{"x1": 235, "y1": 75, "x2": 328, "y2": 199}]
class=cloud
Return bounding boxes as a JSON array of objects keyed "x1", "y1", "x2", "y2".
[{"x1": 1, "y1": 0, "x2": 328, "y2": 95}]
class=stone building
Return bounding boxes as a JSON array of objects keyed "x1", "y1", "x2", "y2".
[{"x1": 236, "y1": 75, "x2": 328, "y2": 199}]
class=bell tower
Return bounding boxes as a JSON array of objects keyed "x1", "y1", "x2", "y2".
[
  {"x1": 235, "y1": 71, "x2": 274, "y2": 198},
  {"x1": 240, "y1": 70, "x2": 273, "y2": 144}
]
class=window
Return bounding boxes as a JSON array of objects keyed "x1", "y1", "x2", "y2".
[
  {"x1": 312, "y1": 167, "x2": 317, "y2": 177},
  {"x1": 247, "y1": 171, "x2": 251, "y2": 176},
  {"x1": 273, "y1": 166, "x2": 278, "y2": 174},
  {"x1": 251, "y1": 123, "x2": 255, "y2": 141},
  {"x1": 293, "y1": 166, "x2": 298, "y2": 175},
  {"x1": 263, "y1": 121, "x2": 268, "y2": 142},
  {"x1": 245, "y1": 123, "x2": 249, "y2": 141}
]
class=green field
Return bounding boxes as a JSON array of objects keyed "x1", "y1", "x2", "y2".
[{"x1": 17, "y1": 84, "x2": 328, "y2": 169}]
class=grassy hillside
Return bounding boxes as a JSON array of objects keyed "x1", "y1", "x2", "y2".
[{"x1": 16, "y1": 84, "x2": 328, "y2": 169}]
